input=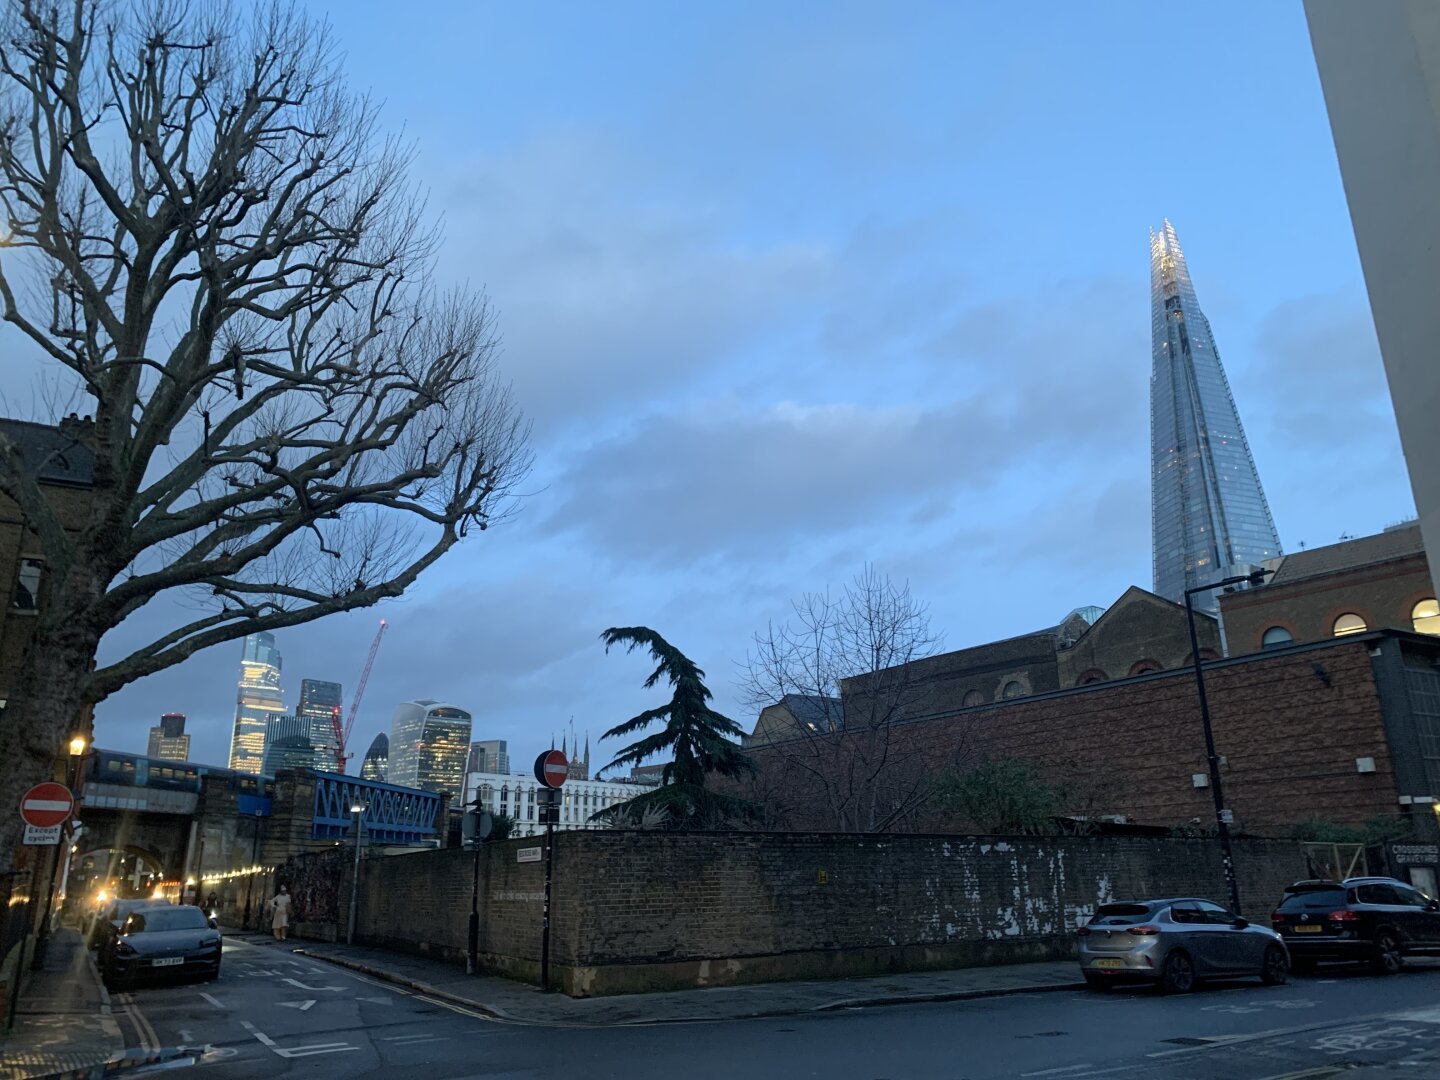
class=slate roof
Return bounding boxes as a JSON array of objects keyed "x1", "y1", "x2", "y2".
[
  {"x1": 1269, "y1": 524, "x2": 1424, "y2": 586},
  {"x1": 0, "y1": 417, "x2": 95, "y2": 487}
]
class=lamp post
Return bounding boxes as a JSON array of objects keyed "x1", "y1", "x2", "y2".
[
  {"x1": 346, "y1": 803, "x2": 366, "y2": 945},
  {"x1": 1184, "y1": 568, "x2": 1270, "y2": 916},
  {"x1": 32, "y1": 735, "x2": 89, "y2": 968}
]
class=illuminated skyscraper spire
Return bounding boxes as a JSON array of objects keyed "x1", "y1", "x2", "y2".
[{"x1": 1150, "y1": 221, "x2": 1282, "y2": 610}]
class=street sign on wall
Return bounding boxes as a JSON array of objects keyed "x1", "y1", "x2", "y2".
[
  {"x1": 20, "y1": 782, "x2": 72, "y2": 844},
  {"x1": 517, "y1": 847, "x2": 542, "y2": 863}
]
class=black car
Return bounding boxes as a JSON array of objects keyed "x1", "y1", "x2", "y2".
[
  {"x1": 1271, "y1": 876, "x2": 1440, "y2": 974},
  {"x1": 88, "y1": 897, "x2": 171, "y2": 953},
  {"x1": 102, "y1": 905, "x2": 222, "y2": 989}
]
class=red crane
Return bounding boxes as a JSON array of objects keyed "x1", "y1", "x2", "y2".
[{"x1": 333, "y1": 618, "x2": 388, "y2": 772}]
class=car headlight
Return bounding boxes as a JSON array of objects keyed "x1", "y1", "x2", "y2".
[{"x1": 113, "y1": 941, "x2": 136, "y2": 957}]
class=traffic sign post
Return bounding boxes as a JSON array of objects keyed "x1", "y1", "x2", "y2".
[
  {"x1": 466, "y1": 808, "x2": 493, "y2": 976},
  {"x1": 532, "y1": 750, "x2": 568, "y2": 993}
]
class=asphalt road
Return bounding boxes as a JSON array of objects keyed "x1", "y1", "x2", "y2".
[{"x1": 114, "y1": 936, "x2": 1440, "y2": 1079}]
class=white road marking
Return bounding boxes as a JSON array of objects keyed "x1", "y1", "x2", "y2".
[
  {"x1": 1021, "y1": 1065, "x2": 1096, "y2": 1077},
  {"x1": 277, "y1": 1000, "x2": 317, "y2": 1011},
  {"x1": 178, "y1": 1028, "x2": 194, "y2": 1042},
  {"x1": 199, "y1": 992, "x2": 225, "y2": 1008},
  {"x1": 358, "y1": 995, "x2": 399, "y2": 1004},
  {"x1": 281, "y1": 977, "x2": 344, "y2": 991},
  {"x1": 239, "y1": 1019, "x2": 359, "y2": 1060}
]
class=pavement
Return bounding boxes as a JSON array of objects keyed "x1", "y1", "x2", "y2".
[
  {"x1": 271, "y1": 931, "x2": 1085, "y2": 1025},
  {"x1": 0, "y1": 929, "x2": 171, "y2": 1080}
]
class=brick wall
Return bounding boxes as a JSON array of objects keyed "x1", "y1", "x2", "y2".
[
  {"x1": 1055, "y1": 587, "x2": 1221, "y2": 686},
  {"x1": 286, "y1": 830, "x2": 1307, "y2": 997},
  {"x1": 747, "y1": 636, "x2": 1412, "y2": 834}
]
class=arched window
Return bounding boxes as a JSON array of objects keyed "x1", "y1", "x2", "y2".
[
  {"x1": 1413, "y1": 598, "x2": 1440, "y2": 636},
  {"x1": 962, "y1": 689, "x2": 984, "y2": 708},
  {"x1": 1332, "y1": 613, "x2": 1367, "y2": 637},
  {"x1": 1261, "y1": 626, "x2": 1293, "y2": 649},
  {"x1": 1076, "y1": 669, "x2": 1108, "y2": 686},
  {"x1": 1001, "y1": 680, "x2": 1024, "y2": 700},
  {"x1": 1128, "y1": 659, "x2": 1163, "y2": 676}
]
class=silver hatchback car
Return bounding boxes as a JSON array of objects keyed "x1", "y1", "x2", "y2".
[{"x1": 1078, "y1": 897, "x2": 1290, "y2": 993}]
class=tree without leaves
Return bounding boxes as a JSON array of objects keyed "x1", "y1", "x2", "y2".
[
  {"x1": 0, "y1": 0, "x2": 530, "y2": 869},
  {"x1": 594, "y1": 626, "x2": 755, "y2": 829},
  {"x1": 739, "y1": 566, "x2": 960, "y2": 832}
]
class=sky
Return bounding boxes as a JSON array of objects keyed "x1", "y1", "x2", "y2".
[{"x1": 68, "y1": 1, "x2": 1413, "y2": 772}]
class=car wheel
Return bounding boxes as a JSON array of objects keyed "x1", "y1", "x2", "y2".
[
  {"x1": 205, "y1": 962, "x2": 221, "y2": 982},
  {"x1": 1083, "y1": 974, "x2": 1111, "y2": 992},
  {"x1": 1372, "y1": 931, "x2": 1403, "y2": 975},
  {"x1": 1260, "y1": 945, "x2": 1289, "y2": 986},
  {"x1": 1159, "y1": 950, "x2": 1195, "y2": 994}
]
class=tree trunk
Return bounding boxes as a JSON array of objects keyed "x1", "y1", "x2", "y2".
[{"x1": 0, "y1": 608, "x2": 102, "y2": 875}]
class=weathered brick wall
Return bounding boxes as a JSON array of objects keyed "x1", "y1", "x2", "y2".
[
  {"x1": 1054, "y1": 587, "x2": 1221, "y2": 686},
  {"x1": 290, "y1": 830, "x2": 1307, "y2": 996}
]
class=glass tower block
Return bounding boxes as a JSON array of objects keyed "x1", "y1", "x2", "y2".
[{"x1": 1150, "y1": 220, "x2": 1282, "y2": 611}]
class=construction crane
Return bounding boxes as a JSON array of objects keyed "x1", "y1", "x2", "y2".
[{"x1": 333, "y1": 618, "x2": 388, "y2": 772}]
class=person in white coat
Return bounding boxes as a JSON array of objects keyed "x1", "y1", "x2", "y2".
[{"x1": 268, "y1": 886, "x2": 292, "y2": 941}]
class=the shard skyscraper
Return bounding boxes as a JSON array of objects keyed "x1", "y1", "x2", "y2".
[{"x1": 1150, "y1": 220, "x2": 1282, "y2": 610}]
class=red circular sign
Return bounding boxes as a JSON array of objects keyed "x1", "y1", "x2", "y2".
[
  {"x1": 534, "y1": 750, "x2": 569, "y2": 789},
  {"x1": 20, "y1": 782, "x2": 73, "y2": 828}
]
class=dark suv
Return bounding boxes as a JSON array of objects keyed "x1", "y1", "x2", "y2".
[{"x1": 1271, "y1": 877, "x2": 1440, "y2": 974}]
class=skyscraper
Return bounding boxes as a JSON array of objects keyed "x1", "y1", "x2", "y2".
[
  {"x1": 360, "y1": 732, "x2": 389, "y2": 782},
  {"x1": 1150, "y1": 221, "x2": 1282, "y2": 610},
  {"x1": 388, "y1": 700, "x2": 472, "y2": 797},
  {"x1": 229, "y1": 632, "x2": 285, "y2": 774},
  {"x1": 297, "y1": 678, "x2": 344, "y2": 770},
  {"x1": 261, "y1": 713, "x2": 313, "y2": 775},
  {"x1": 465, "y1": 739, "x2": 510, "y2": 776},
  {"x1": 146, "y1": 713, "x2": 190, "y2": 761}
]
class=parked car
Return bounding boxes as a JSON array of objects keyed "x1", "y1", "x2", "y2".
[
  {"x1": 101, "y1": 905, "x2": 222, "y2": 990},
  {"x1": 88, "y1": 897, "x2": 171, "y2": 953},
  {"x1": 1271, "y1": 877, "x2": 1440, "y2": 974},
  {"x1": 1078, "y1": 897, "x2": 1289, "y2": 993}
]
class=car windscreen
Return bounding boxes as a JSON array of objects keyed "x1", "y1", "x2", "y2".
[
  {"x1": 125, "y1": 907, "x2": 208, "y2": 934},
  {"x1": 1087, "y1": 903, "x2": 1153, "y2": 926},
  {"x1": 1277, "y1": 887, "x2": 1348, "y2": 912}
]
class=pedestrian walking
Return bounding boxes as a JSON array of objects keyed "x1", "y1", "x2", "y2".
[{"x1": 267, "y1": 885, "x2": 292, "y2": 941}]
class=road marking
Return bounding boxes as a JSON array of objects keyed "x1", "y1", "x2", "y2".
[
  {"x1": 278, "y1": 999, "x2": 317, "y2": 1011},
  {"x1": 1021, "y1": 1066, "x2": 1096, "y2": 1077},
  {"x1": 281, "y1": 977, "x2": 344, "y2": 991},
  {"x1": 199, "y1": 992, "x2": 225, "y2": 1008},
  {"x1": 178, "y1": 1028, "x2": 194, "y2": 1042},
  {"x1": 1256, "y1": 1069, "x2": 1354, "y2": 1080},
  {"x1": 358, "y1": 995, "x2": 399, "y2": 1004},
  {"x1": 239, "y1": 1019, "x2": 359, "y2": 1060}
]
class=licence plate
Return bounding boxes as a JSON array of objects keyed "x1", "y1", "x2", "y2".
[
  {"x1": 1292, "y1": 925, "x2": 1323, "y2": 933},
  {"x1": 151, "y1": 956, "x2": 184, "y2": 967},
  {"x1": 1092, "y1": 958, "x2": 1124, "y2": 969}
]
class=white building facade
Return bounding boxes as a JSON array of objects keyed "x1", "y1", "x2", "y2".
[{"x1": 460, "y1": 770, "x2": 654, "y2": 837}]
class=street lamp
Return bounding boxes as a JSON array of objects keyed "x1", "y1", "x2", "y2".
[
  {"x1": 32, "y1": 734, "x2": 91, "y2": 969},
  {"x1": 346, "y1": 803, "x2": 366, "y2": 945},
  {"x1": 1184, "y1": 568, "x2": 1271, "y2": 917}
]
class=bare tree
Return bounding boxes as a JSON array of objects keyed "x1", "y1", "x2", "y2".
[
  {"x1": 0, "y1": 0, "x2": 530, "y2": 868},
  {"x1": 738, "y1": 566, "x2": 959, "y2": 832}
]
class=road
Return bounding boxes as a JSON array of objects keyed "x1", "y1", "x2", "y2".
[{"x1": 113, "y1": 936, "x2": 1440, "y2": 1079}]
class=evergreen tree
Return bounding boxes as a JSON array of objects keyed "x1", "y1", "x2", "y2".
[{"x1": 596, "y1": 627, "x2": 755, "y2": 828}]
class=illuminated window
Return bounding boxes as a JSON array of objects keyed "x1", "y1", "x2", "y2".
[
  {"x1": 1001, "y1": 681, "x2": 1024, "y2": 700},
  {"x1": 1413, "y1": 599, "x2": 1440, "y2": 636},
  {"x1": 1261, "y1": 626, "x2": 1293, "y2": 649},
  {"x1": 1332, "y1": 613, "x2": 1367, "y2": 637},
  {"x1": 962, "y1": 690, "x2": 984, "y2": 708}
]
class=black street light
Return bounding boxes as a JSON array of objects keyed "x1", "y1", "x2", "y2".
[
  {"x1": 1184, "y1": 567, "x2": 1271, "y2": 916},
  {"x1": 346, "y1": 803, "x2": 366, "y2": 945},
  {"x1": 32, "y1": 734, "x2": 90, "y2": 969}
]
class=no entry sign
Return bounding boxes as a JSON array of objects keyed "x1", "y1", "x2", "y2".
[
  {"x1": 533, "y1": 750, "x2": 569, "y2": 789},
  {"x1": 20, "y1": 782, "x2": 73, "y2": 828}
]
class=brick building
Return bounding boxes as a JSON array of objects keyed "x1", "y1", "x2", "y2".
[
  {"x1": 753, "y1": 586, "x2": 1224, "y2": 745},
  {"x1": 745, "y1": 629, "x2": 1440, "y2": 837},
  {"x1": 1220, "y1": 523, "x2": 1438, "y2": 654},
  {"x1": 0, "y1": 416, "x2": 95, "y2": 711}
]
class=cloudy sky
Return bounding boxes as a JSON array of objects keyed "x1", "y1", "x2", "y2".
[{"x1": 77, "y1": 1, "x2": 1412, "y2": 771}]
